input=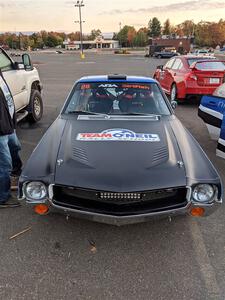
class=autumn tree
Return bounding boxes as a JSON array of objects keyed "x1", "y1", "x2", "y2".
[
  {"x1": 117, "y1": 25, "x2": 134, "y2": 47},
  {"x1": 67, "y1": 32, "x2": 81, "y2": 41},
  {"x1": 127, "y1": 27, "x2": 136, "y2": 47},
  {"x1": 162, "y1": 19, "x2": 171, "y2": 35}
]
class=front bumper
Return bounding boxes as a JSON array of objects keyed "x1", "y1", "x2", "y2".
[{"x1": 24, "y1": 197, "x2": 222, "y2": 226}]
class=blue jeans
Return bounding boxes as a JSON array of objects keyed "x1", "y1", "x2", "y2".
[{"x1": 0, "y1": 132, "x2": 22, "y2": 203}]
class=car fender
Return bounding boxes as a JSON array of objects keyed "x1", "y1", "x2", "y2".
[
  {"x1": 24, "y1": 67, "x2": 42, "y2": 101},
  {"x1": 175, "y1": 80, "x2": 186, "y2": 99},
  {"x1": 19, "y1": 117, "x2": 67, "y2": 194},
  {"x1": 170, "y1": 117, "x2": 222, "y2": 190}
]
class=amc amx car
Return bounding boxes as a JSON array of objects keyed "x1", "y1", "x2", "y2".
[
  {"x1": 198, "y1": 83, "x2": 225, "y2": 159},
  {"x1": 19, "y1": 75, "x2": 223, "y2": 225}
]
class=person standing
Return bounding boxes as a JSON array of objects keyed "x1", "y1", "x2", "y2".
[{"x1": 0, "y1": 71, "x2": 22, "y2": 207}]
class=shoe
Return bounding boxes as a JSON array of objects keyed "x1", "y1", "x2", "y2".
[
  {"x1": 10, "y1": 176, "x2": 19, "y2": 191},
  {"x1": 0, "y1": 196, "x2": 21, "y2": 208}
]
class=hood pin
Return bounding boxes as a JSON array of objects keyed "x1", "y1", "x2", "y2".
[
  {"x1": 177, "y1": 161, "x2": 184, "y2": 168},
  {"x1": 57, "y1": 159, "x2": 64, "y2": 166}
]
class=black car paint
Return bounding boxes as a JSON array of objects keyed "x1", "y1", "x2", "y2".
[
  {"x1": 18, "y1": 78, "x2": 223, "y2": 223},
  {"x1": 19, "y1": 113, "x2": 222, "y2": 199}
]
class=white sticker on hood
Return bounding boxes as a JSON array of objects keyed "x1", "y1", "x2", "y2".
[{"x1": 76, "y1": 129, "x2": 160, "y2": 142}]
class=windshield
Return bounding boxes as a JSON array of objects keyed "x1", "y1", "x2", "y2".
[{"x1": 64, "y1": 82, "x2": 170, "y2": 115}]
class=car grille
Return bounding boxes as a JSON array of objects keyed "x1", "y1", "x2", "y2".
[{"x1": 52, "y1": 185, "x2": 188, "y2": 216}]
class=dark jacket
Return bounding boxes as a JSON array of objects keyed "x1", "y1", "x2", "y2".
[{"x1": 0, "y1": 75, "x2": 16, "y2": 136}]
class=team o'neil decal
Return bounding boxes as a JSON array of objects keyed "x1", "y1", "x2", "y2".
[{"x1": 76, "y1": 129, "x2": 160, "y2": 142}]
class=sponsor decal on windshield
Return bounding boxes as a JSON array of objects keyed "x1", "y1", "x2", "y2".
[
  {"x1": 81, "y1": 84, "x2": 91, "y2": 90},
  {"x1": 121, "y1": 84, "x2": 150, "y2": 90},
  {"x1": 98, "y1": 84, "x2": 118, "y2": 88},
  {"x1": 76, "y1": 129, "x2": 160, "y2": 142}
]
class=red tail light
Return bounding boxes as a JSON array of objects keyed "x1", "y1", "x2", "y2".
[{"x1": 186, "y1": 72, "x2": 197, "y2": 81}]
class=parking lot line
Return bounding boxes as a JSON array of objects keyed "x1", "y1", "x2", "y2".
[{"x1": 189, "y1": 220, "x2": 222, "y2": 299}]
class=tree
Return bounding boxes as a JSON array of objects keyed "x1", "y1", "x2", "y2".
[
  {"x1": 148, "y1": 17, "x2": 161, "y2": 37},
  {"x1": 67, "y1": 32, "x2": 81, "y2": 41},
  {"x1": 175, "y1": 20, "x2": 195, "y2": 37},
  {"x1": 89, "y1": 29, "x2": 102, "y2": 40},
  {"x1": 117, "y1": 25, "x2": 134, "y2": 47},
  {"x1": 133, "y1": 29, "x2": 148, "y2": 47},
  {"x1": 163, "y1": 19, "x2": 171, "y2": 35},
  {"x1": 127, "y1": 27, "x2": 136, "y2": 47}
]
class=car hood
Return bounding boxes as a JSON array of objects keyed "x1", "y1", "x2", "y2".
[{"x1": 54, "y1": 116, "x2": 186, "y2": 192}]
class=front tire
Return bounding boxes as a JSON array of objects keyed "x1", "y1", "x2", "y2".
[
  {"x1": 27, "y1": 89, "x2": 43, "y2": 123},
  {"x1": 170, "y1": 84, "x2": 177, "y2": 102}
]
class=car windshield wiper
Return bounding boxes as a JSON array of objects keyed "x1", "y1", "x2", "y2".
[{"x1": 67, "y1": 110, "x2": 106, "y2": 116}]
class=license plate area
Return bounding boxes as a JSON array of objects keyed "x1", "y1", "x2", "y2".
[{"x1": 209, "y1": 78, "x2": 220, "y2": 84}]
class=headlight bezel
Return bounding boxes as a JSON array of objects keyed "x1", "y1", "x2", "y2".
[
  {"x1": 24, "y1": 181, "x2": 48, "y2": 202},
  {"x1": 192, "y1": 184, "x2": 218, "y2": 204}
]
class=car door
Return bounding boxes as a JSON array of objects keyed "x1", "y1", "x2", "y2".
[
  {"x1": 0, "y1": 49, "x2": 28, "y2": 111},
  {"x1": 158, "y1": 58, "x2": 175, "y2": 92},
  {"x1": 162, "y1": 58, "x2": 177, "y2": 93},
  {"x1": 168, "y1": 58, "x2": 184, "y2": 94}
]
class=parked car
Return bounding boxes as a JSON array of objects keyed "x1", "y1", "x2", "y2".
[
  {"x1": 198, "y1": 83, "x2": 225, "y2": 159},
  {"x1": 19, "y1": 75, "x2": 222, "y2": 225},
  {"x1": 154, "y1": 50, "x2": 179, "y2": 59},
  {"x1": 153, "y1": 56, "x2": 225, "y2": 101},
  {"x1": 0, "y1": 47, "x2": 43, "y2": 122},
  {"x1": 145, "y1": 45, "x2": 178, "y2": 58},
  {"x1": 193, "y1": 49, "x2": 213, "y2": 57}
]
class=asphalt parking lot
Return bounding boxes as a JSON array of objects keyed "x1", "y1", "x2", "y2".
[{"x1": 1, "y1": 52, "x2": 225, "y2": 300}]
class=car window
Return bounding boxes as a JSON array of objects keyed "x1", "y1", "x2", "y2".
[
  {"x1": 0, "y1": 50, "x2": 12, "y2": 72},
  {"x1": 187, "y1": 57, "x2": 216, "y2": 66},
  {"x1": 65, "y1": 82, "x2": 171, "y2": 116},
  {"x1": 172, "y1": 59, "x2": 182, "y2": 70},
  {"x1": 194, "y1": 61, "x2": 225, "y2": 71},
  {"x1": 164, "y1": 58, "x2": 175, "y2": 69},
  {"x1": 213, "y1": 83, "x2": 225, "y2": 98}
]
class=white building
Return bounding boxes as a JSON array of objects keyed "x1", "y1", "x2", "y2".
[{"x1": 63, "y1": 36, "x2": 119, "y2": 50}]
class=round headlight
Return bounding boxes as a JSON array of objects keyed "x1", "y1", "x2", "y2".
[
  {"x1": 192, "y1": 184, "x2": 215, "y2": 203},
  {"x1": 25, "y1": 182, "x2": 47, "y2": 200}
]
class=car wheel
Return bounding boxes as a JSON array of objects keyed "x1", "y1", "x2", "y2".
[
  {"x1": 170, "y1": 84, "x2": 177, "y2": 102},
  {"x1": 27, "y1": 89, "x2": 43, "y2": 123},
  {"x1": 157, "y1": 55, "x2": 162, "y2": 59}
]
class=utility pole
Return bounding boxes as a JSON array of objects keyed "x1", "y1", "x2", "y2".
[
  {"x1": 119, "y1": 22, "x2": 122, "y2": 49},
  {"x1": 75, "y1": 0, "x2": 85, "y2": 59}
]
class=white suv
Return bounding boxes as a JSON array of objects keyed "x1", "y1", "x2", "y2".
[{"x1": 0, "y1": 47, "x2": 43, "y2": 122}]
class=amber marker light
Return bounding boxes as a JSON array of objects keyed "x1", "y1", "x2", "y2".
[
  {"x1": 190, "y1": 207, "x2": 205, "y2": 217},
  {"x1": 34, "y1": 204, "x2": 49, "y2": 215}
]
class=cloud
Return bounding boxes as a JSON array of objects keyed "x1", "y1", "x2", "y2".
[{"x1": 99, "y1": 0, "x2": 225, "y2": 15}]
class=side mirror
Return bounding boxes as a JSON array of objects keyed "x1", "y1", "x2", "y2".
[
  {"x1": 171, "y1": 101, "x2": 178, "y2": 109},
  {"x1": 157, "y1": 65, "x2": 164, "y2": 71},
  {"x1": 22, "y1": 53, "x2": 33, "y2": 71}
]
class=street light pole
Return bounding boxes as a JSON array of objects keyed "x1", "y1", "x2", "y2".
[
  {"x1": 119, "y1": 22, "x2": 122, "y2": 49},
  {"x1": 75, "y1": 0, "x2": 85, "y2": 59}
]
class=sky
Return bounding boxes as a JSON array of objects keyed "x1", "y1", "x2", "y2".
[{"x1": 0, "y1": 0, "x2": 225, "y2": 33}]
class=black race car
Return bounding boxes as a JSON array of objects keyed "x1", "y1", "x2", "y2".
[{"x1": 19, "y1": 75, "x2": 223, "y2": 225}]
